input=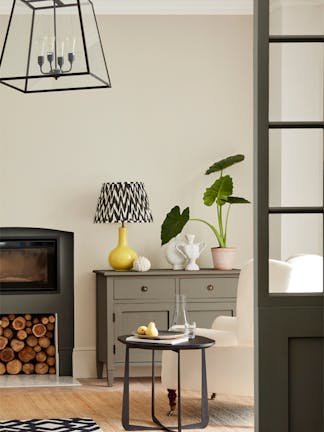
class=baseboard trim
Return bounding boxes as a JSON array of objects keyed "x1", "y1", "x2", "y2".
[
  {"x1": 73, "y1": 347, "x2": 97, "y2": 378},
  {"x1": 73, "y1": 347, "x2": 161, "y2": 379}
]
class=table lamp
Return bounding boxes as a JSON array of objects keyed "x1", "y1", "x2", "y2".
[{"x1": 94, "y1": 182, "x2": 153, "y2": 271}]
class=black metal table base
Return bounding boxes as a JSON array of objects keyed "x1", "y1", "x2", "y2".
[{"x1": 122, "y1": 347, "x2": 209, "y2": 431}]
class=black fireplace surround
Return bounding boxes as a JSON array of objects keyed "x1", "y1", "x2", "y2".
[{"x1": 0, "y1": 227, "x2": 74, "y2": 376}]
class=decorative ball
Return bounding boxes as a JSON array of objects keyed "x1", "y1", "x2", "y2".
[{"x1": 132, "y1": 256, "x2": 151, "y2": 272}]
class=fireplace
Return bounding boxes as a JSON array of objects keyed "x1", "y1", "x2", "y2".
[
  {"x1": 0, "y1": 228, "x2": 74, "y2": 376},
  {"x1": 0, "y1": 239, "x2": 57, "y2": 293}
]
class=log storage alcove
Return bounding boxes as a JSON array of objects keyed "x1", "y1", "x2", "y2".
[
  {"x1": 0, "y1": 228, "x2": 74, "y2": 376},
  {"x1": 0, "y1": 313, "x2": 56, "y2": 375}
]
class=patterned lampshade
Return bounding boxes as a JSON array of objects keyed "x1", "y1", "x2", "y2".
[{"x1": 94, "y1": 182, "x2": 153, "y2": 224}]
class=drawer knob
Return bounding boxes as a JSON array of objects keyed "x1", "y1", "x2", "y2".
[
  {"x1": 207, "y1": 284, "x2": 214, "y2": 291},
  {"x1": 141, "y1": 286, "x2": 149, "y2": 292}
]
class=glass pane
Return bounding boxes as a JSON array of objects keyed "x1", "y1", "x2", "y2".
[
  {"x1": 270, "y1": 0, "x2": 324, "y2": 35},
  {"x1": 0, "y1": 248, "x2": 48, "y2": 283},
  {"x1": 269, "y1": 214, "x2": 323, "y2": 293},
  {"x1": 0, "y1": 1, "x2": 32, "y2": 80},
  {"x1": 269, "y1": 43, "x2": 324, "y2": 122},
  {"x1": 29, "y1": 6, "x2": 88, "y2": 77},
  {"x1": 79, "y1": 0, "x2": 110, "y2": 84},
  {"x1": 28, "y1": 0, "x2": 77, "y2": 8},
  {"x1": 269, "y1": 129, "x2": 323, "y2": 207}
]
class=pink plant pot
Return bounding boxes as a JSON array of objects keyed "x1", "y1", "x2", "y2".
[{"x1": 211, "y1": 247, "x2": 236, "y2": 270}]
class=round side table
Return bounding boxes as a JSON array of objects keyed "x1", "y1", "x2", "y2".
[{"x1": 118, "y1": 335, "x2": 215, "y2": 432}]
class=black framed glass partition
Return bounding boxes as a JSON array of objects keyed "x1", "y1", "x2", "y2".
[{"x1": 254, "y1": 0, "x2": 323, "y2": 430}]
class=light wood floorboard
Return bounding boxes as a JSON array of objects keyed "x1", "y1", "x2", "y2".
[{"x1": 0, "y1": 378, "x2": 254, "y2": 432}]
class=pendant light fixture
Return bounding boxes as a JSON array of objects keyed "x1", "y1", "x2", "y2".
[{"x1": 0, "y1": 0, "x2": 111, "y2": 93}]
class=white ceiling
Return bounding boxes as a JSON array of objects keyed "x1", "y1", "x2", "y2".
[
  {"x1": 0, "y1": 0, "x2": 253, "y2": 15},
  {"x1": 0, "y1": 0, "x2": 319, "y2": 15}
]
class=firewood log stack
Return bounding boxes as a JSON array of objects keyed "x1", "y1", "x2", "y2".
[{"x1": 0, "y1": 314, "x2": 56, "y2": 375}]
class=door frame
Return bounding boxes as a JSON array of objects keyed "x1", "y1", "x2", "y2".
[{"x1": 253, "y1": 0, "x2": 324, "y2": 430}]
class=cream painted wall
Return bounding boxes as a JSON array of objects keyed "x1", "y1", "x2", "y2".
[{"x1": 0, "y1": 15, "x2": 253, "y2": 376}]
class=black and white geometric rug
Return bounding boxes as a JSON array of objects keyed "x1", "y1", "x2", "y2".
[{"x1": 0, "y1": 418, "x2": 103, "y2": 431}]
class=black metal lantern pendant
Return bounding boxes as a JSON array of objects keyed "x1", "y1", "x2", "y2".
[{"x1": 0, "y1": 0, "x2": 111, "y2": 93}]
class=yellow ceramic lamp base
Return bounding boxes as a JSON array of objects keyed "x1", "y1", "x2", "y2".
[{"x1": 109, "y1": 226, "x2": 138, "y2": 271}]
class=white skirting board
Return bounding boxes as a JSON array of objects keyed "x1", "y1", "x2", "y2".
[
  {"x1": 73, "y1": 347, "x2": 97, "y2": 378},
  {"x1": 0, "y1": 375, "x2": 80, "y2": 388},
  {"x1": 73, "y1": 347, "x2": 161, "y2": 378}
]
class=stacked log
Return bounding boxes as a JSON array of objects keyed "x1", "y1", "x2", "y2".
[{"x1": 0, "y1": 314, "x2": 56, "y2": 375}]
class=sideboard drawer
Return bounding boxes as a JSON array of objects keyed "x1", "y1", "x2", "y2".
[
  {"x1": 114, "y1": 278, "x2": 176, "y2": 300},
  {"x1": 180, "y1": 277, "x2": 237, "y2": 299}
]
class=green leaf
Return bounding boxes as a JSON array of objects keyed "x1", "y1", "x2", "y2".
[
  {"x1": 203, "y1": 175, "x2": 233, "y2": 206},
  {"x1": 161, "y1": 206, "x2": 190, "y2": 245},
  {"x1": 227, "y1": 196, "x2": 250, "y2": 204},
  {"x1": 205, "y1": 154, "x2": 245, "y2": 175}
]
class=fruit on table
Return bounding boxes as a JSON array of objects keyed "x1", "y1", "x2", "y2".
[
  {"x1": 137, "y1": 325, "x2": 147, "y2": 335},
  {"x1": 145, "y1": 322, "x2": 159, "y2": 337}
]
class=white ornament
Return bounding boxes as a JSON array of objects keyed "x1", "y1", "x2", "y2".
[
  {"x1": 164, "y1": 234, "x2": 187, "y2": 270},
  {"x1": 132, "y1": 256, "x2": 151, "y2": 272},
  {"x1": 176, "y1": 234, "x2": 206, "y2": 271}
]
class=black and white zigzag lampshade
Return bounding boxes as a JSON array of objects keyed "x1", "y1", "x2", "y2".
[
  {"x1": 94, "y1": 182, "x2": 153, "y2": 271},
  {"x1": 94, "y1": 182, "x2": 153, "y2": 224}
]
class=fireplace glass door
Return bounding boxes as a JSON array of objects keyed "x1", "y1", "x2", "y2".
[{"x1": 0, "y1": 239, "x2": 57, "y2": 292}]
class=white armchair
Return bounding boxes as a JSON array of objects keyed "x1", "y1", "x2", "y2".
[
  {"x1": 161, "y1": 259, "x2": 293, "y2": 411},
  {"x1": 286, "y1": 254, "x2": 323, "y2": 293}
]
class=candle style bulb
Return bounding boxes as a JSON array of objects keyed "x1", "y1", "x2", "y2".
[
  {"x1": 61, "y1": 42, "x2": 65, "y2": 57},
  {"x1": 49, "y1": 36, "x2": 55, "y2": 53},
  {"x1": 41, "y1": 36, "x2": 46, "y2": 56},
  {"x1": 72, "y1": 37, "x2": 76, "y2": 53}
]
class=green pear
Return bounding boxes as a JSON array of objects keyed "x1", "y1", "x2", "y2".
[{"x1": 145, "y1": 322, "x2": 159, "y2": 337}]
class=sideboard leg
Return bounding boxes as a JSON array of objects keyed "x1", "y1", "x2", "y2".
[
  {"x1": 107, "y1": 369, "x2": 114, "y2": 387},
  {"x1": 96, "y1": 361, "x2": 104, "y2": 379},
  {"x1": 167, "y1": 388, "x2": 177, "y2": 416}
]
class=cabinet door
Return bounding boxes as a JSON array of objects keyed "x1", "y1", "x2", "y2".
[
  {"x1": 186, "y1": 302, "x2": 236, "y2": 328},
  {"x1": 114, "y1": 303, "x2": 172, "y2": 364}
]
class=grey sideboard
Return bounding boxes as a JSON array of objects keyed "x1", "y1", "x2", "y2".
[{"x1": 93, "y1": 268, "x2": 240, "y2": 386}]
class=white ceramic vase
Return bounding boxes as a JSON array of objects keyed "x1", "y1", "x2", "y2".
[
  {"x1": 211, "y1": 247, "x2": 236, "y2": 270},
  {"x1": 176, "y1": 234, "x2": 206, "y2": 271},
  {"x1": 164, "y1": 234, "x2": 187, "y2": 270}
]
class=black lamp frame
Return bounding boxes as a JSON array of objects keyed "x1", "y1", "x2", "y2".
[{"x1": 0, "y1": 0, "x2": 111, "y2": 93}]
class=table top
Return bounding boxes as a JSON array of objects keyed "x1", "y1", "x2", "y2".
[
  {"x1": 94, "y1": 268, "x2": 240, "y2": 276},
  {"x1": 117, "y1": 335, "x2": 215, "y2": 351}
]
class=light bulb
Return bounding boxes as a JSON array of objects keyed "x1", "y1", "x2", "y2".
[
  {"x1": 72, "y1": 37, "x2": 76, "y2": 53},
  {"x1": 49, "y1": 36, "x2": 55, "y2": 53},
  {"x1": 41, "y1": 36, "x2": 47, "y2": 56}
]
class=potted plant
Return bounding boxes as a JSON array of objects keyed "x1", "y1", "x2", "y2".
[{"x1": 161, "y1": 154, "x2": 250, "y2": 270}]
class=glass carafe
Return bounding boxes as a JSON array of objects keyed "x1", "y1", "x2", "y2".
[{"x1": 170, "y1": 294, "x2": 189, "y2": 332}]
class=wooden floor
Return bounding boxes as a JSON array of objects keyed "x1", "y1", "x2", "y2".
[{"x1": 0, "y1": 378, "x2": 254, "y2": 432}]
